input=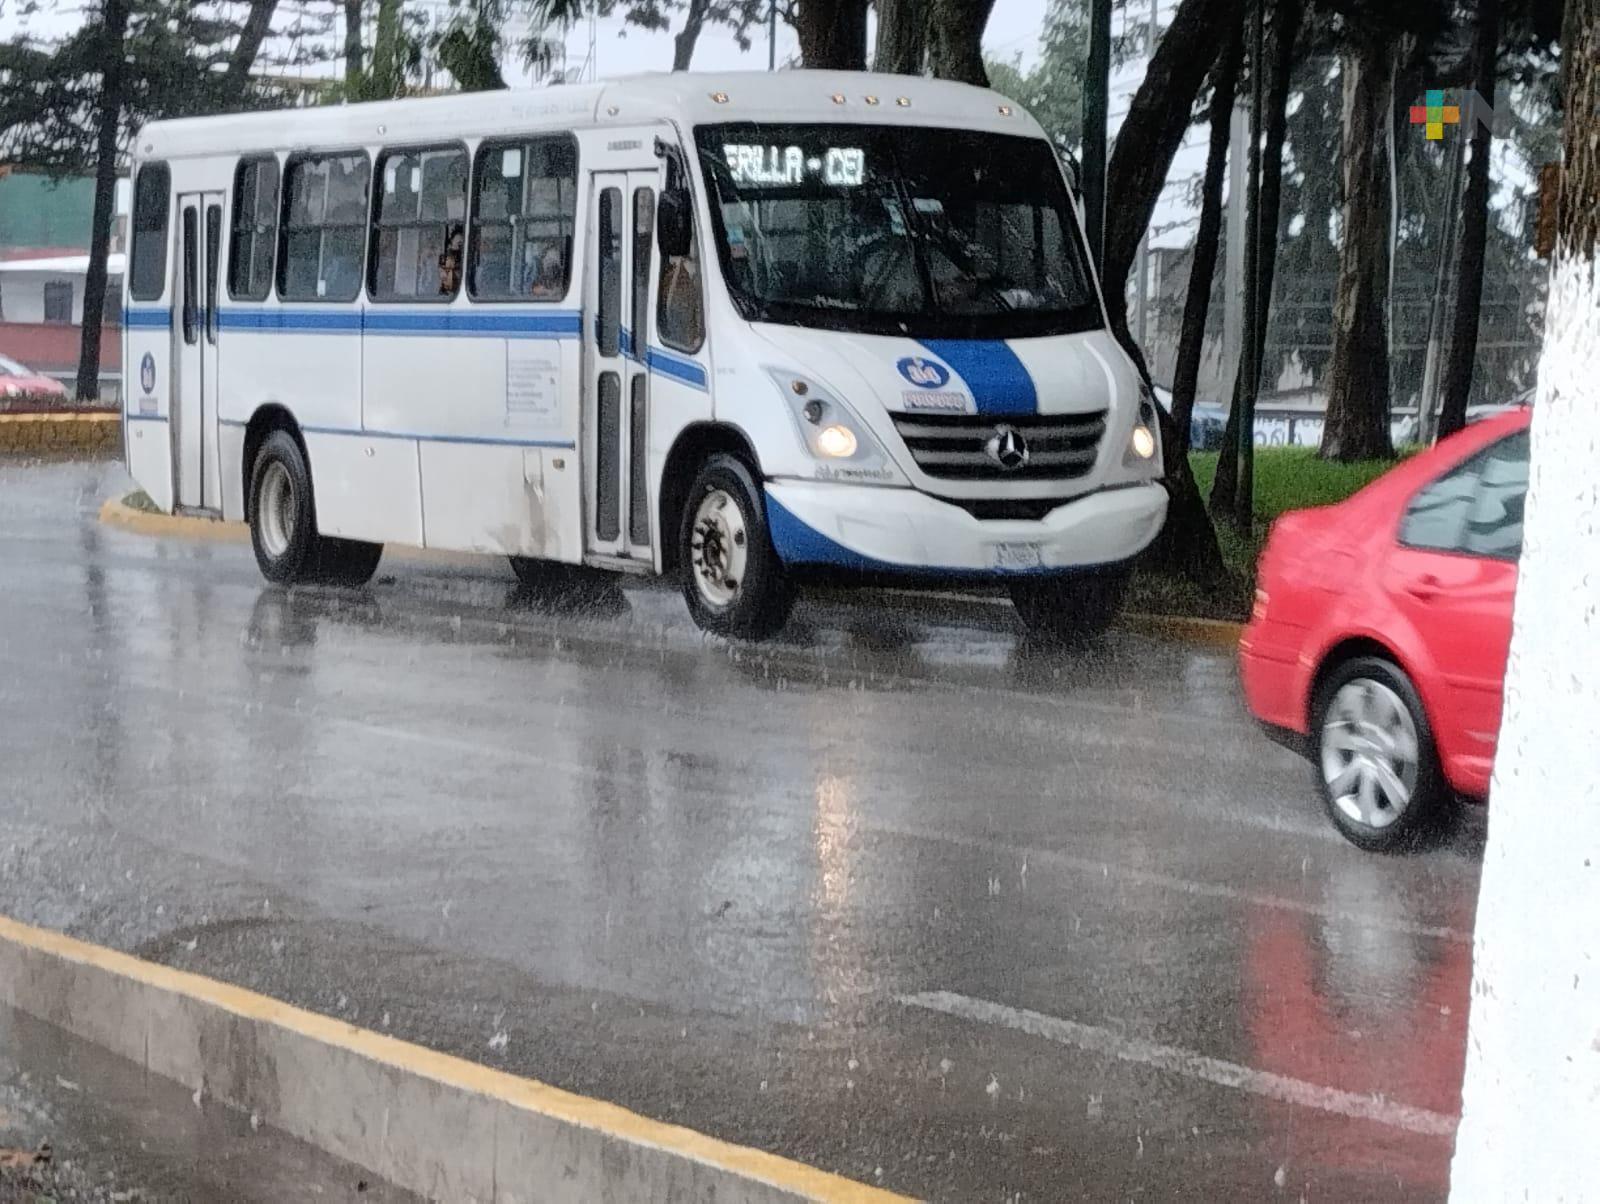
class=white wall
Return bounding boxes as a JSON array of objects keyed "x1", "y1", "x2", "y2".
[
  {"x1": 1449, "y1": 255, "x2": 1600, "y2": 1200},
  {"x1": 0, "y1": 270, "x2": 123, "y2": 324}
]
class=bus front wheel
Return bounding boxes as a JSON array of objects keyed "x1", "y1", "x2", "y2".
[
  {"x1": 679, "y1": 454, "x2": 793, "y2": 640},
  {"x1": 1009, "y1": 569, "x2": 1129, "y2": 646},
  {"x1": 249, "y1": 431, "x2": 381, "y2": 587}
]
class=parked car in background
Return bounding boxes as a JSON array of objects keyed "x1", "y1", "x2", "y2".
[
  {"x1": 0, "y1": 354, "x2": 68, "y2": 399},
  {"x1": 1239, "y1": 406, "x2": 1531, "y2": 850},
  {"x1": 1153, "y1": 386, "x2": 1227, "y2": 450}
]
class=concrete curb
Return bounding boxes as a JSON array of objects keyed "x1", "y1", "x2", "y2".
[
  {"x1": 97, "y1": 494, "x2": 1245, "y2": 651},
  {"x1": 0, "y1": 411, "x2": 120, "y2": 455},
  {"x1": 0, "y1": 914, "x2": 910, "y2": 1204}
]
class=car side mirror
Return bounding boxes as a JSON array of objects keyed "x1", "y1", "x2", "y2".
[{"x1": 657, "y1": 189, "x2": 692, "y2": 259}]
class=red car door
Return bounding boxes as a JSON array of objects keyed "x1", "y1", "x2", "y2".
[{"x1": 1382, "y1": 429, "x2": 1528, "y2": 795}]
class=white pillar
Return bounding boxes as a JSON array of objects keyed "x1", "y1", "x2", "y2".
[{"x1": 1449, "y1": 253, "x2": 1600, "y2": 1199}]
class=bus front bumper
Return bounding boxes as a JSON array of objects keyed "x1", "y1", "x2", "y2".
[{"x1": 764, "y1": 479, "x2": 1167, "y2": 578}]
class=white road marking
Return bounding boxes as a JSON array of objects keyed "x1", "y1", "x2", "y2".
[{"x1": 899, "y1": 990, "x2": 1459, "y2": 1138}]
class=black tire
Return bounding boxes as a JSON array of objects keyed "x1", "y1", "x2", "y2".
[
  {"x1": 248, "y1": 430, "x2": 320, "y2": 585},
  {"x1": 678, "y1": 453, "x2": 793, "y2": 640},
  {"x1": 1009, "y1": 569, "x2": 1129, "y2": 645},
  {"x1": 1311, "y1": 656, "x2": 1447, "y2": 852},
  {"x1": 248, "y1": 429, "x2": 381, "y2": 587}
]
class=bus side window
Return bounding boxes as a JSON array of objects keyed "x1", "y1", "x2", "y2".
[
  {"x1": 631, "y1": 187, "x2": 654, "y2": 360},
  {"x1": 279, "y1": 151, "x2": 371, "y2": 303},
  {"x1": 229, "y1": 156, "x2": 279, "y2": 302},
  {"x1": 656, "y1": 157, "x2": 703, "y2": 353},
  {"x1": 469, "y1": 136, "x2": 577, "y2": 302},
  {"x1": 129, "y1": 162, "x2": 171, "y2": 303},
  {"x1": 370, "y1": 145, "x2": 468, "y2": 302}
]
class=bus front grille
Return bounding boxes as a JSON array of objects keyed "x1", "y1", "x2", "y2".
[{"x1": 890, "y1": 411, "x2": 1107, "y2": 481}]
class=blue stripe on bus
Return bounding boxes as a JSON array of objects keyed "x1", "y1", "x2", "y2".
[
  {"x1": 217, "y1": 308, "x2": 363, "y2": 332},
  {"x1": 124, "y1": 308, "x2": 171, "y2": 328},
  {"x1": 915, "y1": 339, "x2": 1037, "y2": 416},
  {"x1": 212, "y1": 308, "x2": 583, "y2": 337},
  {"x1": 645, "y1": 347, "x2": 708, "y2": 390},
  {"x1": 364, "y1": 310, "x2": 582, "y2": 336}
]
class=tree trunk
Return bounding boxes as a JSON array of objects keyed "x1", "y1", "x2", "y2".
[
  {"x1": 1448, "y1": 0, "x2": 1599, "y2": 1192},
  {"x1": 1212, "y1": 0, "x2": 1264, "y2": 523},
  {"x1": 1229, "y1": 0, "x2": 1299, "y2": 528},
  {"x1": 1319, "y1": 35, "x2": 1397, "y2": 462},
  {"x1": 224, "y1": 0, "x2": 278, "y2": 102},
  {"x1": 1169, "y1": 25, "x2": 1242, "y2": 454},
  {"x1": 1080, "y1": 0, "x2": 1111, "y2": 268},
  {"x1": 343, "y1": 0, "x2": 364, "y2": 82},
  {"x1": 1101, "y1": 0, "x2": 1237, "y2": 339},
  {"x1": 795, "y1": 0, "x2": 868, "y2": 69},
  {"x1": 1436, "y1": 0, "x2": 1502, "y2": 439},
  {"x1": 873, "y1": 0, "x2": 926, "y2": 74},
  {"x1": 672, "y1": 0, "x2": 711, "y2": 70},
  {"x1": 371, "y1": 0, "x2": 403, "y2": 97},
  {"x1": 1117, "y1": 336, "x2": 1230, "y2": 586},
  {"x1": 75, "y1": 0, "x2": 129, "y2": 404},
  {"x1": 926, "y1": 0, "x2": 995, "y2": 87}
]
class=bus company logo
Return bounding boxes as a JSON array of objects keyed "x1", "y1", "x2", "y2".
[
  {"x1": 896, "y1": 356, "x2": 950, "y2": 389},
  {"x1": 139, "y1": 352, "x2": 156, "y2": 394}
]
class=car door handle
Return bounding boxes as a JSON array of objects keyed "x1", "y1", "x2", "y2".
[{"x1": 1406, "y1": 574, "x2": 1442, "y2": 601}]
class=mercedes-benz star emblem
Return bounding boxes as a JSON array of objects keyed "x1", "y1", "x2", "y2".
[{"x1": 985, "y1": 424, "x2": 1030, "y2": 471}]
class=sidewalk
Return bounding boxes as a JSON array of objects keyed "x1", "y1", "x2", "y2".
[{"x1": 0, "y1": 1005, "x2": 413, "y2": 1203}]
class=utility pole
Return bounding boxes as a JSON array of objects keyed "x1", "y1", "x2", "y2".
[
  {"x1": 769, "y1": 0, "x2": 777, "y2": 69},
  {"x1": 1081, "y1": 0, "x2": 1112, "y2": 269}
]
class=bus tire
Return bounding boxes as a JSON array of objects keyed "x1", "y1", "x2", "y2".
[
  {"x1": 315, "y1": 537, "x2": 383, "y2": 587},
  {"x1": 1010, "y1": 569, "x2": 1129, "y2": 646},
  {"x1": 248, "y1": 430, "x2": 321, "y2": 585},
  {"x1": 679, "y1": 453, "x2": 793, "y2": 640}
]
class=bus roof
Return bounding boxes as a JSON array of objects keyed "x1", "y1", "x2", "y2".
[{"x1": 135, "y1": 70, "x2": 1045, "y2": 162}]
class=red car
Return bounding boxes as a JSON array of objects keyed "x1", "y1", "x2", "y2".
[
  {"x1": 1240, "y1": 407, "x2": 1530, "y2": 850},
  {"x1": 0, "y1": 353, "x2": 69, "y2": 399}
]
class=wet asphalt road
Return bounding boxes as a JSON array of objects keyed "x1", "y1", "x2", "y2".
[{"x1": 1, "y1": 458, "x2": 1484, "y2": 1202}]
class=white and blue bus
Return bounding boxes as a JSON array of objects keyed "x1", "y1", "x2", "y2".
[{"x1": 122, "y1": 71, "x2": 1167, "y2": 640}]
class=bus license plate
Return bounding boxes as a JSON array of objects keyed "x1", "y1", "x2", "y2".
[{"x1": 993, "y1": 542, "x2": 1043, "y2": 571}]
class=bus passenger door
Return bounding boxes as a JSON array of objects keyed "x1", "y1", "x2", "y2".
[
  {"x1": 584, "y1": 170, "x2": 658, "y2": 562},
  {"x1": 173, "y1": 190, "x2": 224, "y2": 512}
]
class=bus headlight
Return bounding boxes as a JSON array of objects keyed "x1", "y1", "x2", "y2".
[
  {"x1": 815, "y1": 424, "x2": 858, "y2": 458},
  {"x1": 1124, "y1": 383, "x2": 1163, "y2": 472},
  {"x1": 769, "y1": 369, "x2": 896, "y2": 477}
]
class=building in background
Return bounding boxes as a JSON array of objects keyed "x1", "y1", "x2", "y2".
[{"x1": 0, "y1": 169, "x2": 127, "y2": 400}]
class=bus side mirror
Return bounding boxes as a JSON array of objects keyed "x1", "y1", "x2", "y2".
[{"x1": 658, "y1": 189, "x2": 692, "y2": 259}]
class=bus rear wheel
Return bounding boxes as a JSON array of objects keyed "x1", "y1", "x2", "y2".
[
  {"x1": 679, "y1": 454, "x2": 793, "y2": 640},
  {"x1": 249, "y1": 430, "x2": 381, "y2": 587},
  {"x1": 1010, "y1": 569, "x2": 1129, "y2": 646}
]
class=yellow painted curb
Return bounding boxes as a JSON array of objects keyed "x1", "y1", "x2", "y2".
[
  {"x1": 1119, "y1": 611, "x2": 1244, "y2": 650},
  {"x1": 0, "y1": 913, "x2": 909, "y2": 1203},
  {"x1": 98, "y1": 495, "x2": 249, "y2": 542}
]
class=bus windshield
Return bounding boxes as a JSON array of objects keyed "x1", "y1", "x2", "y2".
[{"x1": 694, "y1": 123, "x2": 1101, "y2": 340}]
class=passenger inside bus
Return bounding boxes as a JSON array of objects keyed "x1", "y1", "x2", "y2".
[
  {"x1": 525, "y1": 240, "x2": 566, "y2": 298},
  {"x1": 438, "y1": 225, "x2": 464, "y2": 295}
]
